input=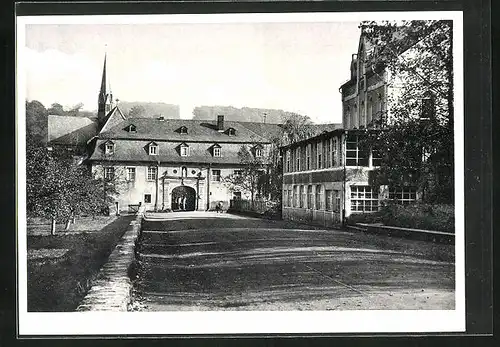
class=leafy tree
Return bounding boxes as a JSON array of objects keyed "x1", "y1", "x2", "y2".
[
  {"x1": 359, "y1": 20, "x2": 454, "y2": 204},
  {"x1": 26, "y1": 141, "x2": 117, "y2": 234},
  {"x1": 223, "y1": 145, "x2": 266, "y2": 208},
  {"x1": 280, "y1": 112, "x2": 315, "y2": 145},
  {"x1": 47, "y1": 102, "x2": 65, "y2": 116},
  {"x1": 26, "y1": 100, "x2": 48, "y2": 145},
  {"x1": 128, "y1": 105, "x2": 146, "y2": 118}
]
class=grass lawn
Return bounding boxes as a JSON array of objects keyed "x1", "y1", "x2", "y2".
[{"x1": 26, "y1": 215, "x2": 135, "y2": 312}]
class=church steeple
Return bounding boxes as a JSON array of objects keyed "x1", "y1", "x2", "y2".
[{"x1": 97, "y1": 51, "x2": 113, "y2": 128}]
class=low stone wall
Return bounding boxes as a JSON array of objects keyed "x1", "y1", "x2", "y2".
[{"x1": 76, "y1": 212, "x2": 143, "y2": 311}]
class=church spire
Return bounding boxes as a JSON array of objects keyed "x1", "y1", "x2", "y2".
[
  {"x1": 97, "y1": 48, "x2": 113, "y2": 128},
  {"x1": 98, "y1": 52, "x2": 107, "y2": 104}
]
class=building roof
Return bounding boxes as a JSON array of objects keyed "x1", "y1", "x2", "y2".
[
  {"x1": 98, "y1": 117, "x2": 279, "y2": 143},
  {"x1": 48, "y1": 115, "x2": 98, "y2": 146},
  {"x1": 89, "y1": 138, "x2": 268, "y2": 165}
]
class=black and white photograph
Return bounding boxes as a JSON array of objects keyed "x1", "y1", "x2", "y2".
[{"x1": 16, "y1": 10, "x2": 465, "y2": 335}]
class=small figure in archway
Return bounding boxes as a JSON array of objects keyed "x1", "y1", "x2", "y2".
[
  {"x1": 182, "y1": 195, "x2": 187, "y2": 211},
  {"x1": 216, "y1": 201, "x2": 223, "y2": 213},
  {"x1": 177, "y1": 196, "x2": 183, "y2": 211}
]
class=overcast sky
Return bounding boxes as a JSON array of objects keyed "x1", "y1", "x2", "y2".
[{"x1": 24, "y1": 21, "x2": 361, "y2": 124}]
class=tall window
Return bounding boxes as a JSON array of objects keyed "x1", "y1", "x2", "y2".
[
  {"x1": 315, "y1": 185, "x2": 323, "y2": 210},
  {"x1": 325, "y1": 139, "x2": 331, "y2": 168},
  {"x1": 286, "y1": 151, "x2": 291, "y2": 173},
  {"x1": 299, "y1": 186, "x2": 304, "y2": 208},
  {"x1": 307, "y1": 185, "x2": 313, "y2": 209},
  {"x1": 318, "y1": 142, "x2": 323, "y2": 169},
  {"x1": 213, "y1": 147, "x2": 221, "y2": 157},
  {"x1": 325, "y1": 190, "x2": 333, "y2": 211},
  {"x1": 346, "y1": 134, "x2": 369, "y2": 166},
  {"x1": 104, "y1": 167, "x2": 114, "y2": 181},
  {"x1": 283, "y1": 190, "x2": 288, "y2": 207},
  {"x1": 389, "y1": 187, "x2": 417, "y2": 205},
  {"x1": 147, "y1": 166, "x2": 157, "y2": 181},
  {"x1": 306, "y1": 143, "x2": 311, "y2": 170},
  {"x1": 351, "y1": 185, "x2": 379, "y2": 213},
  {"x1": 334, "y1": 190, "x2": 341, "y2": 212},
  {"x1": 126, "y1": 167, "x2": 136, "y2": 181},
  {"x1": 332, "y1": 138, "x2": 338, "y2": 166},
  {"x1": 294, "y1": 185, "x2": 299, "y2": 207},
  {"x1": 295, "y1": 147, "x2": 300, "y2": 171},
  {"x1": 212, "y1": 169, "x2": 221, "y2": 182},
  {"x1": 288, "y1": 188, "x2": 292, "y2": 207}
]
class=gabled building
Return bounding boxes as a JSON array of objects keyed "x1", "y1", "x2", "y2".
[
  {"x1": 86, "y1": 54, "x2": 281, "y2": 213},
  {"x1": 280, "y1": 24, "x2": 439, "y2": 227}
]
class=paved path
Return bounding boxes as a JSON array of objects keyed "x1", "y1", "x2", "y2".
[{"x1": 131, "y1": 212, "x2": 455, "y2": 311}]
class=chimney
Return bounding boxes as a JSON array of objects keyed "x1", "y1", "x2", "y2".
[{"x1": 217, "y1": 115, "x2": 224, "y2": 132}]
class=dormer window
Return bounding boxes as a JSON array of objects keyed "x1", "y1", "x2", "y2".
[
  {"x1": 179, "y1": 126, "x2": 188, "y2": 134},
  {"x1": 226, "y1": 127, "x2": 236, "y2": 136},
  {"x1": 180, "y1": 143, "x2": 189, "y2": 157},
  {"x1": 148, "y1": 142, "x2": 158, "y2": 155},
  {"x1": 253, "y1": 145, "x2": 264, "y2": 158},
  {"x1": 104, "y1": 141, "x2": 115, "y2": 155},
  {"x1": 126, "y1": 124, "x2": 137, "y2": 133},
  {"x1": 211, "y1": 143, "x2": 222, "y2": 157}
]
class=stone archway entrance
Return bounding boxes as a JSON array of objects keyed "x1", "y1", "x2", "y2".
[{"x1": 171, "y1": 185, "x2": 196, "y2": 211}]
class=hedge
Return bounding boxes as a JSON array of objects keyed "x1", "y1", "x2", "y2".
[{"x1": 348, "y1": 203, "x2": 455, "y2": 233}]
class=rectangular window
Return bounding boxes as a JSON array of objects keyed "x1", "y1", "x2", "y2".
[
  {"x1": 212, "y1": 169, "x2": 221, "y2": 182},
  {"x1": 306, "y1": 144, "x2": 311, "y2": 170},
  {"x1": 104, "y1": 167, "x2": 114, "y2": 181},
  {"x1": 325, "y1": 140, "x2": 331, "y2": 168},
  {"x1": 315, "y1": 185, "x2": 323, "y2": 210},
  {"x1": 351, "y1": 185, "x2": 379, "y2": 213},
  {"x1": 180, "y1": 146, "x2": 189, "y2": 157},
  {"x1": 334, "y1": 190, "x2": 341, "y2": 212},
  {"x1": 325, "y1": 190, "x2": 332, "y2": 211},
  {"x1": 214, "y1": 147, "x2": 221, "y2": 157},
  {"x1": 288, "y1": 188, "x2": 292, "y2": 207},
  {"x1": 283, "y1": 190, "x2": 288, "y2": 207},
  {"x1": 317, "y1": 142, "x2": 322, "y2": 169},
  {"x1": 296, "y1": 147, "x2": 301, "y2": 171},
  {"x1": 346, "y1": 134, "x2": 369, "y2": 166},
  {"x1": 255, "y1": 148, "x2": 263, "y2": 158},
  {"x1": 307, "y1": 185, "x2": 313, "y2": 209},
  {"x1": 286, "y1": 151, "x2": 291, "y2": 173},
  {"x1": 144, "y1": 194, "x2": 152, "y2": 203},
  {"x1": 299, "y1": 186, "x2": 304, "y2": 208},
  {"x1": 149, "y1": 145, "x2": 158, "y2": 155},
  {"x1": 147, "y1": 166, "x2": 157, "y2": 181},
  {"x1": 332, "y1": 138, "x2": 338, "y2": 167},
  {"x1": 389, "y1": 187, "x2": 417, "y2": 206},
  {"x1": 126, "y1": 167, "x2": 136, "y2": 181}
]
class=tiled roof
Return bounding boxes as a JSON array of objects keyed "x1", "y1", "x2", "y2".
[
  {"x1": 48, "y1": 115, "x2": 98, "y2": 145},
  {"x1": 89, "y1": 139, "x2": 269, "y2": 165},
  {"x1": 99, "y1": 117, "x2": 277, "y2": 143}
]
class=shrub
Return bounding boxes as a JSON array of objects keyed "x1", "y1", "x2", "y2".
[{"x1": 348, "y1": 203, "x2": 455, "y2": 233}]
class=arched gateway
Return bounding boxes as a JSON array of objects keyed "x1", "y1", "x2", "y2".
[{"x1": 171, "y1": 185, "x2": 196, "y2": 211}]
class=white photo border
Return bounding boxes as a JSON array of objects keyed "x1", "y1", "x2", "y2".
[{"x1": 16, "y1": 11, "x2": 465, "y2": 336}]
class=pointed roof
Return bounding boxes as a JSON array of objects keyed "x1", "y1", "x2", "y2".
[
  {"x1": 99, "y1": 54, "x2": 107, "y2": 103},
  {"x1": 99, "y1": 106, "x2": 126, "y2": 134}
]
